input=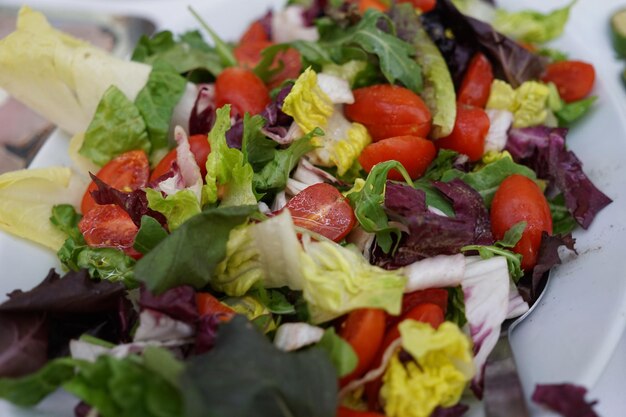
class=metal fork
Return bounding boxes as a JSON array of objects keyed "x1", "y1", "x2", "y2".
[{"x1": 483, "y1": 275, "x2": 552, "y2": 417}]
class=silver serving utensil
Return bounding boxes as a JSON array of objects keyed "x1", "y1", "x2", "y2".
[{"x1": 483, "y1": 274, "x2": 552, "y2": 417}]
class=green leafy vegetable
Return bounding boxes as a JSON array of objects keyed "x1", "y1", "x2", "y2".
[
  {"x1": 346, "y1": 161, "x2": 414, "y2": 253},
  {"x1": 446, "y1": 286, "x2": 467, "y2": 328},
  {"x1": 316, "y1": 328, "x2": 358, "y2": 377},
  {"x1": 188, "y1": 7, "x2": 237, "y2": 68},
  {"x1": 146, "y1": 188, "x2": 201, "y2": 231},
  {"x1": 537, "y1": 47, "x2": 569, "y2": 62},
  {"x1": 492, "y1": 1, "x2": 575, "y2": 44},
  {"x1": 80, "y1": 85, "x2": 151, "y2": 166},
  {"x1": 50, "y1": 204, "x2": 83, "y2": 240},
  {"x1": 549, "y1": 194, "x2": 577, "y2": 234},
  {"x1": 134, "y1": 61, "x2": 188, "y2": 151},
  {"x1": 555, "y1": 96, "x2": 597, "y2": 127},
  {"x1": 135, "y1": 204, "x2": 257, "y2": 294},
  {"x1": 423, "y1": 150, "x2": 460, "y2": 181},
  {"x1": 462, "y1": 221, "x2": 526, "y2": 281},
  {"x1": 248, "y1": 285, "x2": 297, "y2": 315},
  {"x1": 133, "y1": 215, "x2": 169, "y2": 254},
  {"x1": 441, "y1": 157, "x2": 537, "y2": 206},
  {"x1": 242, "y1": 114, "x2": 276, "y2": 171},
  {"x1": 180, "y1": 316, "x2": 338, "y2": 417},
  {"x1": 413, "y1": 180, "x2": 455, "y2": 217}
]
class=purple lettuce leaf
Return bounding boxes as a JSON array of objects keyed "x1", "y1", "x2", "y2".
[
  {"x1": 384, "y1": 182, "x2": 427, "y2": 218},
  {"x1": 507, "y1": 127, "x2": 612, "y2": 229},
  {"x1": 431, "y1": 404, "x2": 470, "y2": 417},
  {"x1": 0, "y1": 313, "x2": 48, "y2": 378},
  {"x1": 194, "y1": 314, "x2": 226, "y2": 355},
  {"x1": 189, "y1": 85, "x2": 215, "y2": 136},
  {"x1": 139, "y1": 285, "x2": 199, "y2": 325},
  {"x1": 74, "y1": 402, "x2": 92, "y2": 417},
  {"x1": 90, "y1": 173, "x2": 167, "y2": 227},
  {"x1": 532, "y1": 383, "x2": 600, "y2": 417}
]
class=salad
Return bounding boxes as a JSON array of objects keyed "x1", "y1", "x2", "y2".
[{"x1": 0, "y1": 0, "x2": 614, "y2": 416}]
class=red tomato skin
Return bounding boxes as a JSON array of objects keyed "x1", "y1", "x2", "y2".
[
  {"x1": 458, "y1": 53, "x2": 494, "y2": 108},
  {"x1": 79, "y1": 204, "x2": 139, "y2": 250},
  {"x1": 239, "y1": 20, "x2": 269, "y2": 44},
  {"x1": 81, "y1": 150, "x2": 150, "y2": 215},
  {"x1": 541, "y1": 60, "x2": 595, "y2": 103},
  {"x1": 215, "y1": 67, "x2": 270, "y2": 117},
  {"x1": 339, "y1": 309, "x2": 386, "y2": 386},
  {"x1": 386, "y1": 288, "x2": 448, "y2": 328},
  {"x1": 345, "y1": 84, "x2": 432, "y2": 141},
  {"x1": 356, "y1": 0, "x2": 388, "y2": 13},
  {"x1": 196, "y1": 293, "x2": 235, "y2": 320},
  {"x1": 337, "y1": 407, "x2": 386, "y2": 417},
  {"x1": 490, "y1": 174, "x2": 553, "y2": 270},
  {"x1": 397, "y1": 0, "x2": 436, "y2": 13},
  {"x1": 436, "y1": 105, "x2": 490, "y2": 162},
  {"x1": 150, "y1": 134, "x2": 211, "y2": 182},
  {"x1": 285, "y1": 183, "x2": 356, "y2": 242},
  {"x1": 358, "y1": 136, "x2": 437, "y2": 181},
  {"x1": 234, "y1": 40, "x2": 272, "y2": 69}
]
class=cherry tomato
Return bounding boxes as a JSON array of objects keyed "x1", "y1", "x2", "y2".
[
  {"x1": 81, "y1": 150, "x2": 149, "y2": 215},
  {"x1": 358, "y1": 135, "x2": 436, "y2": 181},
  {"x1": 397, "y1": 0, "x2": 436, "y2": 13},
  {"x1": 78, "y1": 204, "x2": 139, "y2": 251},
  {"x1": 239, "y1": 20, "x2": 269, "y2": 44},
  {"x1": 285, "y1": 183, "x2": 356, "y2": 242},
  {"x1": 337, "y1": 407, "x2": 386, "y2": 417},
  {"x1": 490, "y1": 174, "x2": 553, "y2": 270},
  {"x1": 458, "y1": 53, "x2": 494, "y2": 108},
  {"x1": 541, "y1": 60, "x2": 595, "y2": 103},
  {"x1": 196, "y1": 292, "x2": 235, "y2": 320},
  {"x1": 215, "y1": 67, "x2": 270, "y2": 117},
  {"x1": 386, "y1": 288, "x2": 448, "y2": 328},
  {"x1": 356, "y1": 0, "x2": 388, "y2": 13},
  {"x1": 436, "y1": 105, "x2": 490, "y2": 162},
  {"x1": 345, "y1": 84, "x2": 432, "y2": 141},
  {"x1": 234, "y1": 42, "x2": 302, "y2": 89},
  {"x1": 234, "y1": 40, "x2": 272, "y2": 69},
  {"x1": 339, "y1": 308, "x2": 386, "y2": 386},
  {"x1": 150, "y1": 134, "x2": 211, "y2": 182}
]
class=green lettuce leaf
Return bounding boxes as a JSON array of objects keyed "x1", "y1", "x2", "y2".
[
  {"x1": 133, "y1": 215, "x2": 169, "y2": 254},
  {"x1": 242, "y1": 114, "x2": 276, "y2": 171},
  {"x1": 134, "y1": 61, "x2": 188, "y2": 151},
  {"x1": 146, "y1": 188, "x2": 201, "y2": 231},
  {"x1": 203, "y1": 106, "x2": 257, "y2": 207},
  {"x1": 549, "y1": 193, "x2": 577, "y2": 235},
  {"x1": 493, "y1": 1, "x2": 575, "y2": 44},
  {"x1": 316, "y1": 328, "x2": 358, "y2": 377},
  {"x1": 135, "y1": 204, "x2": 257, "y2": 294},
  {"x1": 555, "y1": 96, "x2": 597, "y2": 127},
  {"x1": 180, "y1": 316, "x2": 338, "y2": 417},
  {"x1": 79, "y1": 85, "x2": 151, "y2": 166}
]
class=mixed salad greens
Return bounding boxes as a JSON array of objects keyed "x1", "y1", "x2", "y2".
[{"x1": 0, "y1": 0, "x2": 613, "y2": 416}]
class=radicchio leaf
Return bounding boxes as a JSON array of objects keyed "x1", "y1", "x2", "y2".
[
  {"x1": 90, "y1": 173, "x2": 167, "y2": 227},
  {"x1": 189, "y1": 84, "x2": 215, "y2": 136},
  {"x1": 194, "y1": 314, "x2": 229, "y2": 355},
  {"x1": 507, "y1": 127, "x2": 612, "y2": 229},
  {"x1": 532, "y1": 383, "x2": 600, "y2": 417},
  {"x1": 431, "y1": 404, "x2": 470, "y2": 417},
  {"x1": 139, "y1": 285, "x2": 199, "y2": 325}
]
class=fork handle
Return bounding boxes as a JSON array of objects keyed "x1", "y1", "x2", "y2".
[{"x1": 483, "y1": 334, "x2": 530, "y2": 417}]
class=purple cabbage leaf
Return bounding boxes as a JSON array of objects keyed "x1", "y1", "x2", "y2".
[{"x1": 532, "y1": 383, "x2": 600, "y2": 417}]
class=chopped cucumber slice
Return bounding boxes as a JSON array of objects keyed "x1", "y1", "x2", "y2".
[{"x1": 611, "y1": 8, "x2": 626, "y2": 58}]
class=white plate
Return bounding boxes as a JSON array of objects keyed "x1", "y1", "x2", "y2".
[{"x1": 2, "y1": 0, "x2": 626, "y2": 416}]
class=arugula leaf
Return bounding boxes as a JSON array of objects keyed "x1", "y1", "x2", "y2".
[
  {"x1": 549, "y1": 193, "x2": 577, "y2": 235},
  {"x1": 135, "y1": 61, "x2": 188, "y2": 151},
  {"x1": 180, "y1": 316, "x2": 338, "y2": 417},
  {"x1": 133, "y1": 215, "x2": 169, "y2": 254},
  {"x1": 462, "y1": 221, "x2": 526, "y2": 281},
  {"x1": 317, "y1": 9, "x2": 422, "y2": 93},
  {"x1": 346, "y1": 161, "x2": 414, "y2": 253},
  {"x1": 440, "y1": 157, "x2": 537, "y2": 206},
  {"x1": 555, "y1": 96, "x2": 597, "y2": 127},
  {"x1": 132, "y1": 30, "x2": 223, "y2": 76},
  {"x1": 413, "y1": 180, "x2": 455, "y2": 217},
  {"x1": 446, "y1": 286, "x2": 467, "y2": 328},
  {"x1": 315, "y1": 328, "x2": 358, "y2": 378},
  {"x1": 79, "y1": 86, "x2": 151, "y2": 166},
  {"x1": 253, "y1": 128, "x2": 321, "y2": 193},
  {"x1": 423, "y1": 150, "x2": 460, "y2": 181},
  {"x1": 135, "y1": 205, "x2": 257, "y2": 294}
]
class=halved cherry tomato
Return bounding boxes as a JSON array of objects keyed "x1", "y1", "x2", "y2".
[
  {"x1": 359, "y1": 135, "x2": 436, "y2": 181},
  {"x1": 80, "y1": 150, "x2": 150, "y2": 215},
  {"x1": 491, "y1": 174, "x2": 552, "y2": 270},
  {"x1": 345, "y1": 84, "x2": 432, "y2": 141},
  {"x1": 541, "y1": 60, "x2": 595, "y2": 103},
  {"x1": 78, "y1": 204, "x2": 139, "y2": 251},
  {"x1": 150, "y1": 134, "x2": 211, "y2": 182},
  {"x1": 397, "y1": 0, "x2": 437, "y2": 13},
  {"x1": 285, "y1": 183, "x2": 356, "y2": 242},
  {"x1": 356, "y1": 0, "x2": 388, "y2": 13},
  {"x1": 436, "y1": 104, "x2": 490, "y2": 162},
  {"x1": 339, "y1": 308, "x2": 386, "y2": 386},
  {"x1": 458, "y1": 53, "x2": 494, "y2": 108},
  {"x1": 386, "y1": 288, "x2": 448, "y2": 328},
  {"x1": 215, "y1": 67, "x2": 270, "y2": 117},
  {"x1": 234, "y1": 42, "x2": 302, "y2": 89},
  {"x1": 234, "y1": 40, "x2": 272, "y2": 69},
  {"x1": 337, "y1": 407, "x2": 386, "y2": 417},
  {"x1": 196, "y1": 292, "x2": 235, "y2": 320},
  {"x1": 239, "y1": 20, "x2": 270, "y2": 44}
]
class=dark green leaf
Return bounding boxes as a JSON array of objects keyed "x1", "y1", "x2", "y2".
[
  {"x1": 446, "y1": 286, "x2": 467, "y2": 328},
  {"x1": 254, "y1": 44, "x2": 292, "y2": 82},
  {"x1": 249, "y1": 285, "x2": 296, "y2": 315},
  {"x1": 242, "y1": 114, "x2": 276, "y2": 171},
  {"x1": 440, "y1": 157, "x2": 537, "y2": 206},
  {"x1": 133, "y1": 215, "x2": 169, "y2": 254},
  {"x1": 347, "y1": 160, "x2": 414, "y2": 253},
  {"x1": 555, "y1": 96, "x2": 597, "y2": 127},
  {"x1": 413, "y1": 180, "x2": 455, "y2": 217},
  {"x1": 75, "y1": 248, "x2": 137, "y2": 287},
  {"x1": 135, "y1": 61, "x2": 188, "y2": 151},
  {"x1": 0, "y1": 358, "x2": 77, "y2": 406},
  {"x1": 50, "y1": 204, "x2": 83, "y2": 241},
  {"x1": 135, "y1": 205, "x2": 258, "y2": 294},
  {"x1": 423, "y1": 149, "x2": 459, "y2": 181},
  {"x1": 290, "y1": 40, "x2": 333, "y2": 70},
  {"x1": 549, "y1": 193, "x2": 577, "y2": 234},
  {"x1": 497, "y1": 221, "x2": 527, "y2": 248},
  {"x1": 180, "y1": 316, "x2": 338, "y2": 417},
  {"x1": 80, "y1": 86, "x2": 151, "y2": 166},
  {"x1": 315, "y1": 328, "x2": 358, "y2": 377}
]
